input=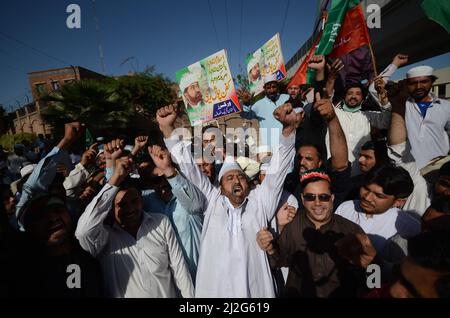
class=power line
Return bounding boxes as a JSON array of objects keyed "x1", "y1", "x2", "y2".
[
  {"x1": 280, "y1": 0, "x2": 291, "y2": 41},
  {"x1": 0, "y1": 30, "x2": 71, "y2": 66},
  {"x1": 207, "y1": 0, "x2": 221, "y2": 50}
]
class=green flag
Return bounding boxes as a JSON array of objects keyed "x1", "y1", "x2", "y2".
[
  {"x1": 421, "y1": 0, "x2": 450, "y2": 34},
  {"x1": 307, "y1": 0, "x2": 360, "y2": 83},
  {"x1": 315, "y1": 0, "x2": 359, "y2": 55},
  {"x1": 85, "y1": 128, "x2": 94, "y2": 149}
]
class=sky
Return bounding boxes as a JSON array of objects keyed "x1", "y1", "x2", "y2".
[
  {"x1": 0, "y1": 0, "x2": 318, "y2": 111},
  {"x1": 0, "y1": 0, "x2": 449, "y2": 112}
]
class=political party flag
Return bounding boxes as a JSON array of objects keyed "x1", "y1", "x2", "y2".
[
  {"x1": 288, "y1": 36, "x2": 321, "y2": 87},
  {"x1": 421, "y1": 0, "x2": 450, "y2": 34},
  {"x1": 329, "y1": 2, "x2": 375, "y2": 84}
]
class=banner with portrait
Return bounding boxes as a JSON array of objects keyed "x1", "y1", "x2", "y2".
[
  {"x1": 245, "y1": 33, "x2": 287, "y2": 95},
  {"x1": 176, "y1": 49, "x2": 241, "y2": 126}
]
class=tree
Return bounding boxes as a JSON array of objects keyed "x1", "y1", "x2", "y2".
[
  {"x1": 0, "y1": 132, "x2": 36, "y2": 152},
  {"x1": 234, "y1": 70, "x2": 263, "y2": 106},
  {"x1": 0, "y1": 105, "x2": 12, "y2": 135},
  {"x1": 235, "y1": 74, "x2": 250, "y2": 92},
  {"x1": 113, "y1": 66, "x2": 176, "y2": 117},
  {"x1": 41, "y1": 79, "x2": 130, "y2": 139},
  {"x1": 41, "y1": 67, "x2": 176, "y2": 141}
]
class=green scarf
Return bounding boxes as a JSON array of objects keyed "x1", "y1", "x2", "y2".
[{"x1": 343, "y1": 103, "x2": 361, "y2": 113}]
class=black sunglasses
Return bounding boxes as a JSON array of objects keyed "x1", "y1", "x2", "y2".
[{"x1": 303, "y1": 193, "x2": 332, "y2": 202}]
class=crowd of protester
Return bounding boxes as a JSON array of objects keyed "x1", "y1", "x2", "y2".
[{"x1": 1, "y1": 52, "x2": 449, "y2": 298}]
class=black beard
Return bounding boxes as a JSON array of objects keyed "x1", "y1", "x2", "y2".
[
  {"x1": 267, "y1": 93, "x2": 279, "y2": 102},
  {"x1": 412, "y1": 88, "x2": 431, "y2": 101}
]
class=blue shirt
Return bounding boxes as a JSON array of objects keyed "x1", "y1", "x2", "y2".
[
  {"x1": 242, "y1": 94, "x2": 290, "y2": 149},
  {"x1": 416, "y1": 101, "x2": 432, "y2": 118},
  {"x1": 141, "y1": 173, "x2": 205, "y2": 282},
  {"x1": 16, "y1": 146, "x2": 72, "y2": 229}
]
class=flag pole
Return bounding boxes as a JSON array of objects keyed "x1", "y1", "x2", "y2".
[{"x1": 368, "y1": 40, "x2": 378, "y2": 77}]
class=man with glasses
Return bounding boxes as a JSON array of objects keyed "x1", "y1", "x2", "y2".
[
  {"x1": 284, "y1": 92, "x2": 351, "y2": 211},
  {"x1": 257, "y1": 170, "x2": 377, "y2": 297}
]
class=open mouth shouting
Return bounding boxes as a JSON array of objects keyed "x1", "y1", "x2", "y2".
[{"x1": 232, "y1": 185, "x2": 243, "y2": 196}]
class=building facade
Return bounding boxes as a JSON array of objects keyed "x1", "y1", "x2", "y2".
[
  {"x1": 432, "y1": 66, "x2": 450, "y2": 100},
  {"x1": 12, "y1": 66, "x2": 105, "y2": 135}
]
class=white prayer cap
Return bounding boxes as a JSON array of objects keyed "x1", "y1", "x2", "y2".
[
  {"x1": 236, "y1": 157, "x2": 260, "y2": 180},
  {"x1": 20, "y1": 164, "x2": 37, "y2": 178},
  {"x1": 256, "y1": 145, "x2": 272, "y2": 154},
  {"x1": 218, "y1": 156, "x2": 244, "y2": 182},
  {"x1": 95, "y1": 149, "x2": 104, "y2": 159},
  {"x1": 260, "y1": 162, "x2": 270, "y2": 172},
  {"x1": 188, "y1": 63, "x2": 202, "y2": 75},
  {"x1": 179, "y1": 72, "x2": 199, "y2": 92},
  {"x1": 406, "y1": 66, "x2": 436, "y2": 79},
  {"x1": 247, "y1": 57, "x2": 259, "y2": 74},
  {"x1": 263, "y1": 73, "x2": 278, "y2": 85},
  {"x1": 124, "y1": 145, "x2": 134, "y2": 152}
]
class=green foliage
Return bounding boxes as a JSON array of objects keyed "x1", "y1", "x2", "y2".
[
  {"x1": 40, "y1": 66, "x2": 175, "y2": 139},
  {"x1": 234, "y1": 72, "x2": 264, "y2": 105},
  {"x1": 113, "y1": 67, "x2": 176, "y2": 117},
  {"x1": 41, "y1": 79, "x2": 130, "y2": 129},
  {"x1": 0, "y1": 105, "x2": 12, "y2": 134},
  {"x1": 0, "y1": 132, "x2": 36, "y2": 152},
  {"x1": 235, "y1": 73, "x2": 250, "y2": 92}
]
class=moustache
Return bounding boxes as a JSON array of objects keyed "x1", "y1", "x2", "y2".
[
  {"x1": 361, "y1": 199, "x2": 375, "y2": 208},
  {"x1": 267, "y1": 93, "x2": 278, "y2": 102},
  {"x1": 232, "y1": 185, "x2": 244, "y2": 195}
]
